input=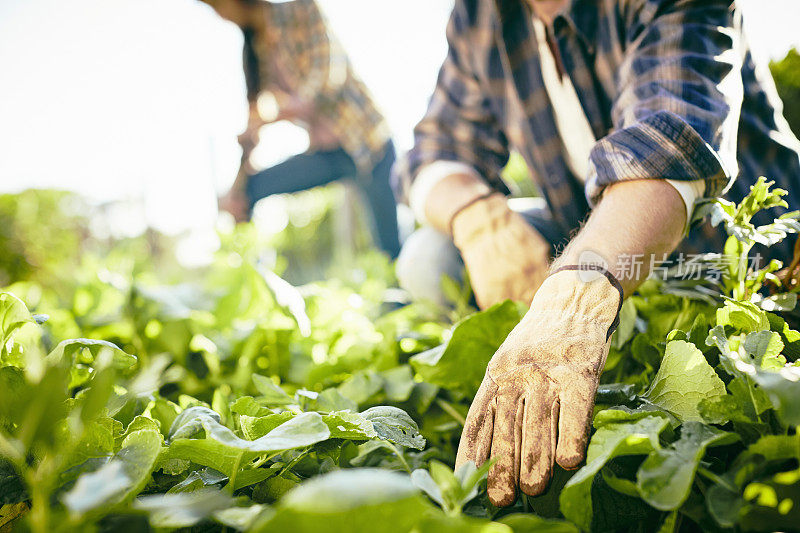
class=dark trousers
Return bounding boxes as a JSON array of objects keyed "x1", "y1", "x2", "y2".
[{"x1": 245, "y1": 141, "x2": 401, "y2": 258}]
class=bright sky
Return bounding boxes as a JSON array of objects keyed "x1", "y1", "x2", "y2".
[{"x1": 0, "y1": 0, "x2": 798, "y2": 240}]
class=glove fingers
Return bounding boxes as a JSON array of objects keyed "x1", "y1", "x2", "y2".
[
  {"x1": 555, "y1": 381, "x2": 596, "y2": 469},
  {"x1": 475, "y1": 397, "x2": 496, "y2": 467},
  {"x1": 455, "y1": 379, "x2": 496, "y2": 469},
  {"x1": 520, "y1": 383, "x2": 558, "y2": 496},
  {"x1": 487, "y1": 393, "x2": 521, "y2": 507}
]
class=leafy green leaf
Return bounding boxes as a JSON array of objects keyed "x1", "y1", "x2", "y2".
[
  {"x1": 742, "y1": 330, "x2": 785, "y2": 369},
  {"x1": 716, "y1": 300, "x2": 770, "y2": 333},
  {"x1": 168, "y1": 406, "x2": 221, "y2": 440},
  {"x1": 560, "y1": 415, "x2": 669, "y2": 530},
  {"x1": 259, "y1": 268, "x2": 311, "y2": 337},
  {"x1": 0, "y1": 461, "x2": 26, "y2": 505},
  {"x1": 164, "y1": 410, "x2": 330, "y2": 480},
  {"x1": 410, "y1": 467, "x2": 443, "y2": 506},
  {"x1": 411, "y1": 460, "x2": 492, "y2": 515},
  {"x1": 643, "y1": 340, "x2": 727, "y2": 422},
  {"x1": 252, "y1": 375, "x2": 295, "y2": 406},
  {"x1": 767, "y1": 312, "x2": 800, "y2": 360},
  {"x1": 612, "y1": 298, "x2": 637, "y2": 350},
  {"x1": 698, "y1": 395, "x2": 749, "y2": 425},
  {"x1": 46, "y1": 338, "x2": 137, "y2": 388},
  {"x1": 410, "y1": 301, "x2": 523, "y2": 396},
  {"x1": 213, "y1": 503, "x2": 269, "y2": 530},
  {"x1": 595, "y1": 383, "x2": 638, "y2": 405},
  {"x1": 251, "y1": 469, "x2": 431, "y2": 533},
  {"x1": 637, "y1": 422, "x2": 737, "y2": 510},
  {"x1": 166, "y1": 467, "x2": 227, "y2": 494},
  {"x1": 454, "y1": 459, "x2": 494, "y2": 507},
  {"x1": 134, "y1": 488, "x2": 236, "y2": 528},
  {"x1": 1, "y1": 364, "x2": 70, "y2": 450},
  {"x1": 337, "y1": 371, "x2": 384, "y2": 406},
  {"x1": 62, "y1": 418, "x2": 162, "y2": 515},
  {"x1": 0, "y1": 292, "x2": 33, "y2": 353},
  {"x1": 751, "y1": 367, "x2": 800, "y2": 426},
  {"x1": 710, "y1": 178, "x2": 799, "y2": 247},
  {"x1": 708, "y1": 322, "x2": 800, "y2": 426},
  {"x1": 705, "y1": 434, "x2": 799, "y2": 527},
  {"x1": 322, "y1": 411, "x2": 378, "y2": 440},
  {"x1": 741, "y1": 434, "x2": 800, "y2": 463},
  {"x1": 499, "y1": 513, "x2": 579, "y2": 532},
  {"x1": 416, "y1": 513, "x2": 511, "y2": 532},
  {"x1": 360, "y1": 406, "x2": 425, "y2": 450},
  {"x1": 311, "y1": 388, "x2": 358, "y2": 412},
  {"x1": 172, "y1": 409, "x2": 330, "y2": 453},
  {"x1": 279, "y1": 471, "x2": 413, "y2": 511},
  {"x1": 380, "y1": 365, "x2": 416, "y2": 402},
  {"x1": 239, "y1": 412, "x2": 295, "y2": 441},
  {"x1": 230, "y1": 396, "x2": 273, "y2": 417}
]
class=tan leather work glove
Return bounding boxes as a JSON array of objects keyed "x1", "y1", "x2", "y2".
[
  {"x1": 455, "y1": 265, "x2": 623, "y2": 506},
  {"x1": 451, "y1": 193, "x2": 551, "y2": 309}
]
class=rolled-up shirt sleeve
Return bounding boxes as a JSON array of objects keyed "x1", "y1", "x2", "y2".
[
  {"x1": 392, "y1": 0, "x2": 509, "y2": 205},
  {"x1": 585, "y1": 0, "x2": 744, "y2": 206}
]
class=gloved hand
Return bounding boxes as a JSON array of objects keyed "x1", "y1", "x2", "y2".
[
  {"x1": 455, "y1": 266, "x2": 623, "y2": 506},
  {"x1": 451, "y1": 193, "x2": 551, "y2": 309}
]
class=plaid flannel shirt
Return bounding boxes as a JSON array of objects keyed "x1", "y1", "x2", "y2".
[
  {"x1": 250, "y1": 0, "x2": 391, "y2": 175},
  {"x1": 394, "y1": 0, "x2": 800, "y2": 258}
]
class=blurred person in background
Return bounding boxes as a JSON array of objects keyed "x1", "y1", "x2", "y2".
[
  {"x1": 393, "y1": 0, "x2": 800, "y2": 508},
  {"x1": 206, "y1": 0, "x2": 401, "y2": 258}
]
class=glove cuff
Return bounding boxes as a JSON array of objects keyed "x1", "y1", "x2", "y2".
[
  {"x1": 543, "y1": 263, "x2": 625, "y2": 341},
  {"x1": 450, "y1": 191, "x2": 518, "y2": 249},
  {"x1": 449, "y1": 191, "x2": 502, "y2": 240}
]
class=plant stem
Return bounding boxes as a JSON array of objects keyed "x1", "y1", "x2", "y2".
[
  {"x1": 275, "y1": 449, "x2": 310, "y2": 478},
  {"x1": 697, "y1": 466, "x2": 738, "y2": 493},
  {"x1": 226, "y1": 451, "x2": 245, "y2": 494},
  {"x1": 387, "y1": 442, "x2": 412, "y2": 473},
  {"x1": 435, "y1": 398, "x2": 466, "y2": 426},
  {"x1": 26, "y1": 473, "x2": 50, "y2": 533},
  {"x1": 744, "y1": 375, "x2": 763, "y2": 424}
]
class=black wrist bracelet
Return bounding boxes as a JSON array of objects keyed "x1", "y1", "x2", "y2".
[
  {"x1": 549, "y1": 264, "x2": 624, "y2": 342},
  {"x1": 447, "y1": 191, "x2": 498, "y2": 237}
]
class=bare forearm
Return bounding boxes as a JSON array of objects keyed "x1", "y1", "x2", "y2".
[{"x1": 554, "y1": 180, "x2": 686, "y2": 296}]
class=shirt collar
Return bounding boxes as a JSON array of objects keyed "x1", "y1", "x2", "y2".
[
  {"x1": 557, "y1": 0, "x2": 598, "y2": 53},
  {"x1": 495, "y1": 0, "x2": 597, "y2": 54}
]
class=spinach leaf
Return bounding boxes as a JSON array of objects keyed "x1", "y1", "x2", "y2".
[
  {"x1": 637, "y1": 422, "x2": 736, "y2": 510},
  {"x1": 643, "y1": 340, "x2": 727, "y2": 422},
  {"x1": 411, "y1": 301, "x2": 523, "y2": 396}
]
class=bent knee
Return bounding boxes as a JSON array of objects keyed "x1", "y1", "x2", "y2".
[{"x1": 396, "y1": 227, "x2": 464, "y2": 306}]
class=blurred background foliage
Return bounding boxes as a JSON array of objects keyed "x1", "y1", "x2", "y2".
[
  {"x1": 0, "y1": 47, "x2": 796, "y2": 291},
  {"x1": 0, "y1": 185, "x2": 377, "y2": 291},
  {"x1": 771, "y1": 48, "x2": 800, "y2": 137},
  {"x1": 0, "y1": 190, "x2": 87, "y2": 287}
]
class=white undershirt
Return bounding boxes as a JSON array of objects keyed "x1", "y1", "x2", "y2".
[{"x1": 410, "y1": 16, "x2": 704, "y2": 229}]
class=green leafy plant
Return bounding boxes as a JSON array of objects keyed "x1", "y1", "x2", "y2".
[
  {"x1": 771, "y1": 48, "x2": 800, "y2": 138},
  {"x1": 0, "y1": 180, "x2": 799, "y2": 532}
]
